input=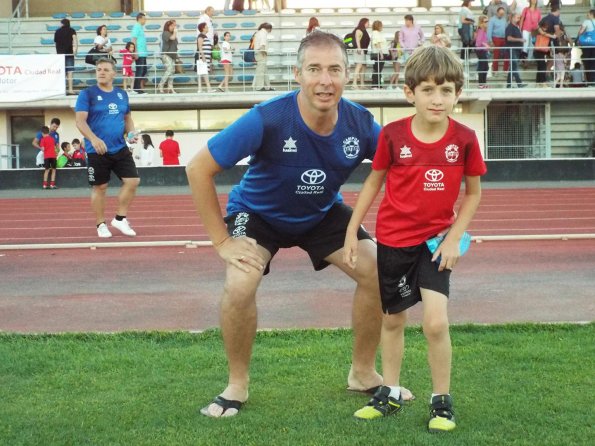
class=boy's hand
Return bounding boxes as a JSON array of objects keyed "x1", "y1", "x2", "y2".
[
  {"x1": 343, "y1": 233, "x2": 359, "y2": 269},
  {"x1": 432, "y1": 236, "x2": 460, "y2": 272}
]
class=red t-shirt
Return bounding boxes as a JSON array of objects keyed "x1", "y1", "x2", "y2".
[
  {"x1": 159, "y1": 139, "x2": 180, "y2": 165},
  {"x1": 40, "y1": 135, "x2": 56, "y2": 159},
  {"x1": 372, "y1": 116, "x2": 487, "y2": 248}
]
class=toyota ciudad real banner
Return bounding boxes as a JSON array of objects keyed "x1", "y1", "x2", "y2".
[{"x1": 0, "y1": 55, "x2": 65, "y2": 102}]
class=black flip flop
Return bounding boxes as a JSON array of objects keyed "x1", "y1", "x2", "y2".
[{"x1": 200, "y1": 395, "x2": 244, "y2": 417}]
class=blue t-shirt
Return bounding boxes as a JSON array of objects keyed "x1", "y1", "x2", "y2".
[
  {"x1": 208, "y1": 91, "x2": 381, "y2": 234},
  {"x1": 35, "y1": 130, "x2": 59, "y2": 148},
  {"x1": 74, "y1": 85, "x2": 129, "y2": 155},
  {"x1": 131, "y1": 23, "x2": 147, "y2": 57}
]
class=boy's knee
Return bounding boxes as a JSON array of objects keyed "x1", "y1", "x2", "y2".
[
  {"x1": 422, "y1": 316, "x2": 449, "y2": 340},
  {"x1": 383, "y1": 311, "x2": 407, "y2": 331}
]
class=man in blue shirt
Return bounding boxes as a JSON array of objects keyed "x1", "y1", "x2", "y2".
[
  {"x1": 187, "y1": 31, "x2": 413, "y2": 418},
  {"x1": 131, "y1": 12, "x2": 148, "y2": 94},
  {"x1": 488, "y1": 6, "x2": 510, "y2": 74},
  {"x1": 75, "y1": 58, "x2": 140, "y2": 238}
]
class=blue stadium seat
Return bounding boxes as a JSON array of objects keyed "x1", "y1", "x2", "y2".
[
  {"x1": 47, "y1": 25, "x2": 59, "y2": 31},
  {"x1": 52, "y1": 13, "x2": 67, "y2": 19},
  {"x1": 107, "y1": 25, "x2": 121, "y2": 31},
  {"x1": 85, "y1": 25, "x2": 98, "y2": 32},
  {"x1": 183, "y1": 24, "x2": 196, "y2": 30},
  {"x1": 80, "y1": 38, "x2": 95, "y2": 45},
  {"x1": 237, "y1": 75, "x2": 254, "y2": 82},
  {"x1": 222, "y1": 23, "x2": 237, "y2": 29},
  {"x1": 241, "y1": 22, "x2": 256, "y2": 28},
  {"x1": 146, "y1": 37, "x2": 159, "y2": 43},
  {"x1": 240, "y1": 34, "x2": 253, "y2": 41},
  {"x1": 223, "y1": 10, "x2": 239, "y2": 16},
  {"x1": 73, "y1": 79, "x2": 84, "y2": 86},
  {"x1": 89, "y1": 12, "x2": 105, "y2": 18},
  {"x1": 109, "y1": 12, "x2": 125, "y2": 18},
  {"x1": 214, "y1": 75, "x2": 224, "y2": 82},
  {"x1": 185, "y1": 11, "x2": 200, "y2": 17},
  {"x1": 123, "y1": 37, "x2": 131, "y2": 43},
  {"x1": 40, "y1": 38, "x2": 54, "y2": 45},
  {"x1": 86, "y1": 79, "x2": 97, "y2": 86},
  {"x1": 148, "y1": 11, "x2": 162, "y2": 18},
  {"x1": 181, "y1": 35, "x2": 196, "y2": 43},
  {"x1": 146, "y1": 24, "x2": 161, "y2": 30},
  {"x1": 179, "y1": 49, "x2": 194, "y2": 57},
  {"x1": 238, "y1": 61, "x2": 255, "y2": 68},
  {"x1": 126, "y1": 25, "x2": 134, "y2": 31},
  {"x1": 174, "y1": 75, "x2": 192, "y2": 83},
  {"x1": 130, "y1": 11, "x2": 140, "y2": 17},
  {"x1": 167, "y1": 11, "x2": 182, "y2": 17},
  {"x1": 71, "y1": 12, "x2": 86, "y2": 19},
  {"x1": 242, "y1": 10, "x2": 257, "y2": 15}
]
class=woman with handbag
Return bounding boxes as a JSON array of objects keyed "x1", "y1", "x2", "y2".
[
  {"x1": 519, "y1": 0, "x2": 541, "y2": 61},
  {"x1": 159, "y1": 20, "x2": 178, "y2": 94},
  {"x1": 196, "y1": 22, "x2": 213, "y2": 93},
  {"x1": 534, "y1": 22, "x2": 556, "y2": 87},
  {"x1": 94, "y1": 25, "x2": 113, "y2": 57},
  {"x1": 577, "y1": 9, "x2": 595, "y2": 86}
]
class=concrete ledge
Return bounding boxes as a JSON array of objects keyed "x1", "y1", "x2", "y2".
[{"x1": 1, "y1": 159, "x2": 594, "y2": 190}]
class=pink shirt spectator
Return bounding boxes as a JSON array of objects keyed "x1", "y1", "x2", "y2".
[
  {"x1": 399, "y1": 25, "x2": 425, "y2": 54},
  {"x1": 475, "y1": 28, "x2": 489, "y2": 52},
  {"x1": 521, "y1": 7, "x2": 542, "y2": 33}
]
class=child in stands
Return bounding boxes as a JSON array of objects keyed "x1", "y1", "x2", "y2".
[{"x1": 120, "y1": 41, "x2": 136, "y2": 92}]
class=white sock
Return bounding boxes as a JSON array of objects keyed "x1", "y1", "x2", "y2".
[{"x1": 388, "y1": 386, "x2": 401, "y2": 399}]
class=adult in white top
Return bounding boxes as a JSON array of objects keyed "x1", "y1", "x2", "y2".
[
  {"x1": 94, "y1": 25, "x2": 112, "y2": 54},
  {"x1": 198, "y1": 6, "x2": 215, "y2": 45},
  {"x1": 370, "y1": 20, "x2": 388, "y2": 89}
]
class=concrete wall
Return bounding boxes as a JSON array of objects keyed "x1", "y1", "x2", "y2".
[{"x1": 25, "y1": 0, "x2": 123, "y2": 17}]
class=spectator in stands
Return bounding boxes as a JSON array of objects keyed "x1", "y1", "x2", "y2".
[
  {"x1": 53, "y1": 18, "x2": 78, "y2": 95},
  {"x1": 159, "y1": 130, "x2": 181, "y2": 165},
  {"x1": 224, "y1": 0, "x2": 232, "y2": 10},
  {"x1": 187, "y1": 30, "x2": 413, "y2": 419},
  {"x1": 217, "y1": 31, "x2": 234, "y2": 92},
  {"x1": 232, "y1": 0, "x2": 244, "y2": 12},
  {"x1": 488, "y1": 7, "x2": 510, "y2": 76},
  {"x1": 196, "y1": 22, "x2": 214, "y2": 93},
  {"x1": 570, "y1": 62, "x2": 586, "y2": 87},
  {"x1": 349, "y1": 18, "x2": 371, "y2": 90},
  {"x1": 40, "y1": 126, "x2": 58, "y2": 189},
  {"x1": 519, "y1": 0, "x2": 541, "y2": 61},
  {"x1": 198, "y1": 6, "x2": 216, "y2": 46},
  {"x1": 248, "y1": 0, "x2": 271, "y2": 10},
  {"x1": 159, "y1": 20, "x2": 179, "y2": 94},
  {"x1": 135, "y1": 134, "x2": 155, "y2": 166},
  {"x1": 577, "y1": 9, "x2": 595, "y2": 86},
  {"x1": 553, "y1": 25, "x2": 570, "y2": 88},
  {"x1": 33, "y1": 117, "x2": 60, "y2": 168},
  {"x1": 458, "y1": 1, "x2": 476, "y2": 60},
  {"x1": 399, "y1": 14, "x2": 425, "y2": 67},
  {"x1": 388, "y1": 31, "x2": 402, "y2": 89},
  {"x1": 431, "y1": 24, "x2": 452, "y2": 48},
  {"x1": 252, "y1": 22, "x2": 274, "y2": 91},
  {"x1": 131, "y1": 13, "x2": 148, "y2": 94},
  {"x1": 75, "y1": 58, "x2": 140, "y2": 238},
  {"x1": 306, "y1": 17, "x2": 320, "y2": 35},
  {"x1": 273, "y1": 0, "x2": 287, "y2": 13},
  {"x1": 534, "y1": 21, "x2": 555, "y2": 87},
  {"x1": 475, "y1": 15, "x2": 491, "y2": 88},
  {"x1": 120, "y1": 41, "x2": 136, "y2": 92},
  {"x1": 540, "y1": 6, "x2": 563, "y2": 82},
  {"x1": 94, "y1": 25, "x2": 113, "y2": 57},
  {"x1": 485, "y1": 0, "x2": 512, "y2": 19},
  {"x1": 505, "y1": 13, "x2": 528, "y2": 88},
  {"x1": 370, "y1": 20, "x2": 388, "y2": 89}
]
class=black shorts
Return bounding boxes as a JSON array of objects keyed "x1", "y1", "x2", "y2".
[
  {"x1": 224, "y1": 202, "x2": 372, "y2": 275},
  {"x1": 87, "y1": 148, "x2": 139, "y2": 186},
  {"x1": 377, "y1": 241, "x2": 451, "y2": 314},
  {"x1": 44, "y1": 158, "x2": 57, "y2": 169}
]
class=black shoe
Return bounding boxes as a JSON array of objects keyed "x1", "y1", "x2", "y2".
[{"x1": 428, "y1": 394, "x2": 456, "y2": 433}]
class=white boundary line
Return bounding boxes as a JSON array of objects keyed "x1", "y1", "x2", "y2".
[{"x1": 1, "y1": 234, "x2": 595, "y2": 251}]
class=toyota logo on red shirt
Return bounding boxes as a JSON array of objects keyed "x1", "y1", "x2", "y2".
[{"x1": 425, "y1": 169, "x2": 444, "y2": 182}]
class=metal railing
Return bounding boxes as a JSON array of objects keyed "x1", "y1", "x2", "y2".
[
  {"x1": 0, "y1": 144, "x2": 21, "y2": 169},
  {"x1": 8, "y1": 0, "x2": 29, "y2": 53},
  {"x1": 68, "y1": 45, "x2": 594, "y2": 93}
]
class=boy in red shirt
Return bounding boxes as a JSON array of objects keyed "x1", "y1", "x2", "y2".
[
  {"x1": 40, "y1": 126, "x2": 58, "y2": 189},
  {"x1": 159, "y1": 130, "x2": 181, "y2": 165},
  {"x1": 344, "y1": 46, "x2": 487, "y2": 432}
]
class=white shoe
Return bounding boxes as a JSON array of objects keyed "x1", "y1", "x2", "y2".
[
  {"x1": 97, "y1": 223, "x2": 113, "y2": 238},
  {"x1": 111, "y1": 218, "x2": 136, "y2": 237}
]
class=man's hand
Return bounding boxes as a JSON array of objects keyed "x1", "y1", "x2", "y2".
[
  {"x1": 91, "y1": 137, "x2": 108, "y2": 155},
  {"x1": 216, "y1": 236, "x2": 265, "y2": 273}
]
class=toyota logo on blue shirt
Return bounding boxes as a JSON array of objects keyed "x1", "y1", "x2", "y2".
[{"x1": 301, "y1": 169, "x2": 326, "y2": 185}]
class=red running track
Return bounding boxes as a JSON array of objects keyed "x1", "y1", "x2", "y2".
[{"x1": 1, "y1": 188, "x2": 595, "y2": 245}]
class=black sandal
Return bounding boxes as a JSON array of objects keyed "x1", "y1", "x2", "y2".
[{"x1": 200, "y1": 395, "x2": 244, "y2": 417}]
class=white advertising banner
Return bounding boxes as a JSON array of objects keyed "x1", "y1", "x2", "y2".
[{"x1": 0, "y1": 55, "x2": 65, "y2": 102}]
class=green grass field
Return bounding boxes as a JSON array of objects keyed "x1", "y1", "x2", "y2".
[{"x1": 1, "y1": 324, "x2": 593, "y2": 446}]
